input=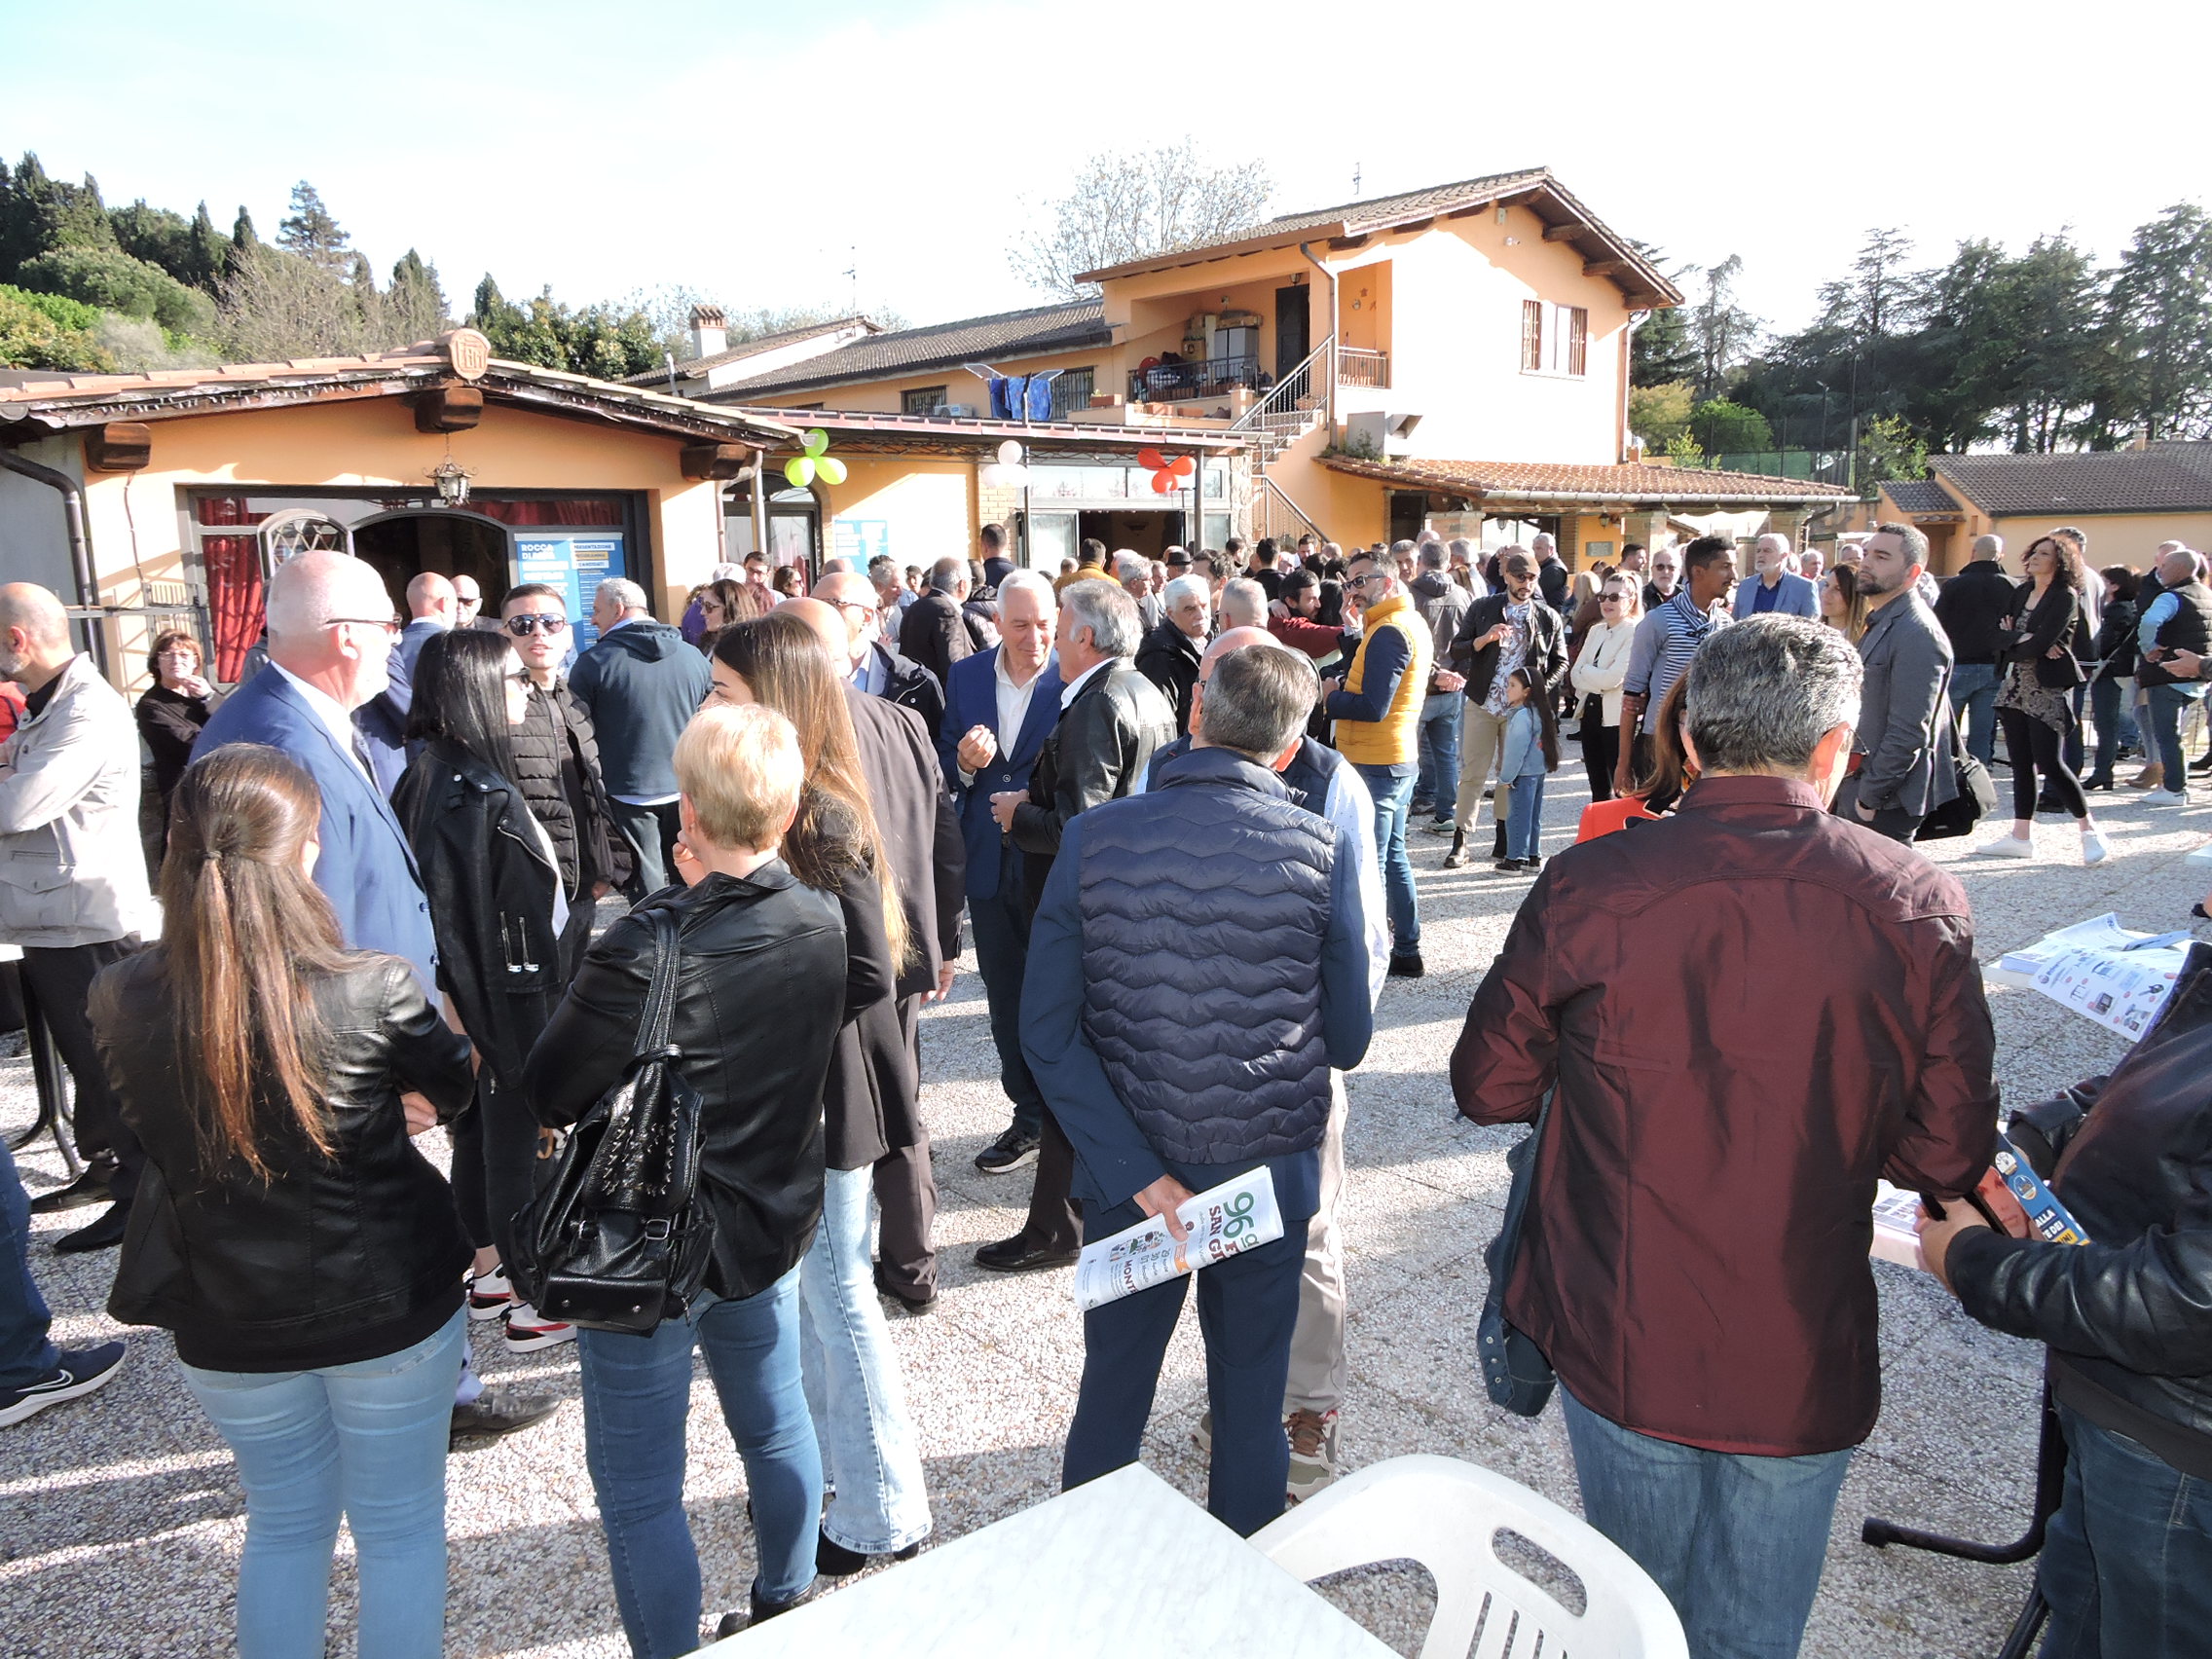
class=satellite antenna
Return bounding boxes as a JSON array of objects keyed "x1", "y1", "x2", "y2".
[
  {"x1": 844, "y1": 245, "x2": 858, "y2": 313},
  {"x1": 1353, "y1": 160, "x2": 1362, "y2": 198}
]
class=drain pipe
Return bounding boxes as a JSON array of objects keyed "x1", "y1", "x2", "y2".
[
  {"x1": 0, "y1": 448, "x2": 107, "y2": 673},
  {"x1": 1298, "y1": 240, "x2": 1338, "y2": 438}
]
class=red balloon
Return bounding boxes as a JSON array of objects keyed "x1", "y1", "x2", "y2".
[
  {"x1": 1151, "y1": 471, "x2": 1176, "y2": 495},
  {"x1": 1137, "y1": 448, "x2": 1165, "y2": 471},
  {"x1": 1169, "y1": 455, "x2": 1196, "y2": 477}
]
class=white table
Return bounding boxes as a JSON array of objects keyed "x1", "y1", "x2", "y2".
[{"x1": 713, "y1": 1463, "x2": 1399, "y2": 1657}]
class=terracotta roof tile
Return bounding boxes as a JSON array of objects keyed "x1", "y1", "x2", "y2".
[
  {"x1": 621, "y1": 315, "x2": 878, "y2": 385},
  {"x1": 1318, "y1": 454, "x2": 1852, "y2": 504},
  {"x1": 711, "y1": 301, "x2": 1110, "y2": 401},
  {"x1": 1880, "y1": 480, "x2": 1959, "y2": 514},
  {"x1": 1929, "y1": 447, "x2": 2212, "y2": 516}
]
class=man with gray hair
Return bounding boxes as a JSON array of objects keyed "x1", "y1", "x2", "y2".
[
  {"x1": 1116, "y1": 550, "x2": 1162, "y2": 631},
  {"x1": 1030, "y1": 643, "x2": 1374, "y2": 1534},
  {"x1": 2137, "y1": 543, "x2": 2212, "y2": 806},
  {"x1": 1455, "y1": 614, "x2": 1998, "y2": 1658},
  {"x1": 1733, "y1": 534, "x2": 1820, "y2": 621},
  {"x1": 899, "y1": 555, "x2": 977, "y2": 692},
  {"x1": 977, "y1": 580, "x2": 1175, "y2": 1275},
  {"x1": 1933, "y1": 531, "x2": 2017, "y2": 766},
  {"x1": 1135, "y1": 572, "x2": 1210, "y2": 731},
  {"x1": 569, "y1": 575, "x2": 711, "y2": 898},
  {"x1": 1218, "y1": 577, "x2": 1270, "y2": 631}
]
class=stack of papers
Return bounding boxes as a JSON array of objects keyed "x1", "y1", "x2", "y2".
[
  {"x1": 1986, "y1": 912, "x2": 2191, "y2": 1039},
  {"x1": 1072, "y1": 1167, "x2": 1282, "y2": 1311}
]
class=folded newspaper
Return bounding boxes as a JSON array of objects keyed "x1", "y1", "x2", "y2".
[
  {"x1": 1985, "y1": 912, "x2": 2191, "y2": 1040},
  {"x1": 1869, "y1": 1134, "x2": 2091, "y2": 1270},
  {"x1": 1073, "y1": 1166, "x2": 1283, "y2": 1312}
]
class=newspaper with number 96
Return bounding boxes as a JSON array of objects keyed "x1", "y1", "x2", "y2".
[{"x1": 1072, "y1": 1167, "x2": 1283, "y2": 1312}]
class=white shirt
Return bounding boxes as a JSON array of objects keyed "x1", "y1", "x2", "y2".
[
  {"x1": 1059, "y1": 657, "x2": 1111, "y2": 710},
  {"x1": 963, "y1": 647, "x2": 1055, "y2": 784},
  {"x1": 850, "y1": 647, "x2": 888, "y2": 697},
  {"x1": 275, "y1": 664, "x2": 371, "y2": 780}
]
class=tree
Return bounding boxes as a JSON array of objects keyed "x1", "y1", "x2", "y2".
[
  {"x1": 0, "y1": 282, "x2": 111, "y2": 370},
  {"x1": 1688, "y1": 398, "x2": 1774, "y2": 457},
  {"x1": 1627, "y1": 380, "x2": 1694, "y2": 448},
  {"x1": 16, "y1": 244, "x2": 215, "y2": 335},
  {"x1": 1009, "y1": 139, "x2": 1271, "y2": 299},
  {"x1": 1816, "y1": 227, "x2": 1923, "y2": 344},
  {"x1": 387, "y1": 249, "x2": 449, "y2": 343},
  {"x1": 1689, "y1": 255, "x2": 1760, "y2": 400},
  {"x1": 2095, "y1": 202, "x2": 2212, "y2": 442},
  {"x1": 276, "y1": 182, "x2": 349, "y2": 270},
  {"x1": 0, "y1": 153, "x2": 119, "y2": 282},
  {"x1": 466, "y1": 276, "x2": 662, "y2": 379},
  {"x1": 1858, "y1": 415, "x2": 1929, "y2": 489},
  {"x1": 1984, "y1": 234, "x2": 2102, "y2": 452},
  {"x1": 109, "y1": 200, "x2": 196, "y2": 285}
]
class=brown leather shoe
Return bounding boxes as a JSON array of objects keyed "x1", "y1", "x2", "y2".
[{"x1": 2130, "y1": 763, "x2": 2164, "y2": 789}]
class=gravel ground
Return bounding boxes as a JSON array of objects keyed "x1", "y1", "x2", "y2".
[{"x1": 3, "y1": 766, "x2": 2207, "y2": 1659}]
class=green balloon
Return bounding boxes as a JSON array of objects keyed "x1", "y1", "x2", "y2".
[
  {"x1": 804, "y1": 428, "x2": 830, "y2": 457},
  {"x1": 785, "y1": 456, "x2": 815, "y2": 488},
  {"x1": 814, "y1": 456, "x2": 848, "y2": 486}
]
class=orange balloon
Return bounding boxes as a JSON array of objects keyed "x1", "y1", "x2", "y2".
[
  {"x1": 1169, "y1": 455, "x2": 1196, "y2": 477},
  {"x1": 1151, "y1": 471, "x2": 1176, "y2": 495},
  {"x1": 1137, "y1": 448, "x2": 1165, "y2": 471}
]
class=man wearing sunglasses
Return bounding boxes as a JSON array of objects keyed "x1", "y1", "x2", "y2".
[{"x1": 501, "y1": 585, "x2": 631, "y2": 975}]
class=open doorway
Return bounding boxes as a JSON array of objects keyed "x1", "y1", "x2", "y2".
[
  {"x1": 1076, "y1": 509, "x2": 1186, "y2": 561},
  {"x1": 351, "y1": 509, "x2": 514, "y2": 615}
]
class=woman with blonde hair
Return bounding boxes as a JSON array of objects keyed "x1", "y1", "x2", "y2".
[
  {"x1": 708, "y1": 611, "x2": 933, "y2": 1575},
  {"x1": 93, "y1": 744, "x2": 476, "y2": 1659},
  {"x1": 1571, "y1": 572, "x2": 1642, "y2": 800}
]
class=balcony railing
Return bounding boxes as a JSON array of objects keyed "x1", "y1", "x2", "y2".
[
  {"x1": 1339, "y1": 347, "x2": 1390, "y2": 388},
  {"x1": 1128, "y1": 353, "x2": 1263, "y2": 403}
]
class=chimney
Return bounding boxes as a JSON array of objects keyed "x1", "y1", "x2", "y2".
[{"x1": 689, "y1": 305, "x2": 728, "y2": 362}]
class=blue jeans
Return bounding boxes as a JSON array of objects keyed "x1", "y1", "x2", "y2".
[
  {"x1": 1950, "y1": 661, "x2": 2000, "y2": 765},
  {"x1": 1505, "y1": 771, "x2": 1547, "y2": 861},
  {"x1": 800, "y1": 1164, "x2": 931, "y2": 1555},
  {"x1": 2146, "y1": 682, "x2": 2201, "y2": 790},
  {"x1": 1064, "y1": 1198, "x2": 1309, "y2": 1537},
  {"x1": 1562, "y1": 1387, "x2": 1852, "y2": 1659},
  {"x1": 968, "y1": 848, "x2": 1047, "y2": 1137},
  {"x1": 1414, "y1": 690, "x2": 1461, "y2": 822},
  {"x1": 2038, "y1": 1402, "x2": 2212, "y2": 1658},
  {"x1": 2088, "y1": 678, "x2": 2138, "y2": 779},
  {"x1": 576, "y1": 1269, "x2": 820, "y2": 1658},
  {"x1": 181, "y1": 1308, "x2": 466, "y2": 1659},
  {"x1": 1352, "y1": 762, "x2": 1419, "y2": 954},
  {"x1": 0, "y1": 1137, "x2": 58, "y2": 1390}
]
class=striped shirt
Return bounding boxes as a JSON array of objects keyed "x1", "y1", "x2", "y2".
[{"x1": 1623, "y1": 590, "x2": 1728, "y2": 735}]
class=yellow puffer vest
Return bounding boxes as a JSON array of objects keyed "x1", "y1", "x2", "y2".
[{"x1": 1334, "y1": 591, "x2": 1430, "y2": 767}]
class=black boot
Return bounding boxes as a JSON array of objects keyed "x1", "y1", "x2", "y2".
[
  {"x1": 1442, "y1": 830, "x2": 1467, "y2": 869},
  {"x1": 1491, "y1": 823, "x2": 1509, "y2": 860}
]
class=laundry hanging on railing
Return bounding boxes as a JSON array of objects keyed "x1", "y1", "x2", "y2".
[{"x1": 990, "y1": 369, "x2": 1063, "y2": 422}]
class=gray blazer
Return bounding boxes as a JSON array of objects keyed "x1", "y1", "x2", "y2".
[
  {"x1": 0, "y1": 655, "x2": 153, "y2": 948},
  {"x1": 1854, "y1": 592, "x2": 1959, "y2": 818}
]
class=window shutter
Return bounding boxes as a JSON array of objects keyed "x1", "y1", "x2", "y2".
[
  {"x1": 1522, "y1": 300, "x2": 1542, "y2": 371},
  {"x1": 1567, "y1": 308, "x2": 1589, "y2": 377}
]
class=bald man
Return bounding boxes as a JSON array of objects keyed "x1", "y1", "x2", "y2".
[
  {"x1": 786, "y1": 596, "x2": 964, "y2": 1311},
  {"x1": 813, "y1": 570, "x2": 947, "y2": 740},
  {"x1": 1934, "y1": 530, "x2": 2020, "y2": 765},
  {"x1": 348, "y1": 570, "x2": 454, "y2": 794},
  {"x1": 1, "y1": 583, "x2": 156, "y2": 1254}
]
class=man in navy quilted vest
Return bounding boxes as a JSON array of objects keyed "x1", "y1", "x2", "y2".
[{"x1": 1024, "y1": 645, "x2": 1377, "y2": 1535}]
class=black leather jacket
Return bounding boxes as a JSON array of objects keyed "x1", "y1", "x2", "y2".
[
  {"x1": 1950, "y1": 943, "x2": 2212, "y2": 1463},
  {"x1": 525, "y1": 866, "x2": 848, "y2": 1302},
  {"x1": 1449, "y1": 593, "x2": 1567, "y2": 705},
  {"x1": 393, "y1": 741, "x2": 566, "y2": 1094},
  {"x1": 93, "y1": 951, "x2": 476, "y2": 1372},
  {"x1": 1010, "y1": 659, "x2": 1176, "y2": 913}
]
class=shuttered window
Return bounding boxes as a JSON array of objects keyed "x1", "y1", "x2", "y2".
[
  {"x1": 1521, "y1": 300, "x2": 1543, "y2": 371},
  {"x1": 1523, "y1": 303, "x2": 1590, "y2": 377},
  {"x1": 1567, "y1": 307, "x2": 1589, "y2": 377}
]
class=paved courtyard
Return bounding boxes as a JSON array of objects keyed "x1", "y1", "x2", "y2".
[{"x1": 4, "y1": 771, "x2": 2207, "y2": 1659}]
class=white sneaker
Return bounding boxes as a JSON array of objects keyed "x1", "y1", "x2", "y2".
[
  {"x1": 2143, "y1": 790, "x2": 2191, "y2": 806},
  {"x1": 2186, "y1": 841, "x2": 2212, "y2": 866},
  {"x1": 2082, "y1": 830, "x2": 2111, "y2": 866},
  {"x1": 467, "y1": 1266, "x2": 514, "y2": 1323},
  {"x1": 503, "y1": 1303, "x2": 577, "y2": 1352},
  {"x1": 1979, "y1": 836, "x2": 2035, "y2": 858}
]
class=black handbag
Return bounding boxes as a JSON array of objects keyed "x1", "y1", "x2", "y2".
[
  {"x1": 507, "y1": 906, "x2": 717, "y2": 1334},
  {"x1": 1915, "y1": 752, "x2": 1999, "y2": 842},
  {"x1": 1477, "y1": 1093, "x2": 1557, "y2": 1417}
]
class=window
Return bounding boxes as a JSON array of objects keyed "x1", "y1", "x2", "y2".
[
  {"x1": 1522, "y1": 302, "x2": 1589, "y2": 377},
  {"x1": 1049, "y1": 367, "x2": 1095, "y2": 419},
  {"x1": 902, "y1": 386, "x2": 949, "y2": 414}
]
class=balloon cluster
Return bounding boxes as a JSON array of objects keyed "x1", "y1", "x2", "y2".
[
  {"x1": 1139, "y1": 447, "x2": 1195, "y2": 496},
  {"x1": 977, "y1": 439, "x2": 1029, "y2": 491},
  {"x1": 782, "y1": 428, "x2": 848, "y2": 489}
]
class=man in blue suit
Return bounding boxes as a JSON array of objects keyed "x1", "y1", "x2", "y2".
[
  {"x1": 351, "y1": 571, "x2": 455, "y2": 795},
  {"x1": 939, "y1": 569, "x2": 1062, "y2": 1175},
  {"x1": 1731, "y1": 534, "x2": 1822, "y2": 620},
  {"x1": 193, "y1": 551, "x2": 437, "y2": 991}
]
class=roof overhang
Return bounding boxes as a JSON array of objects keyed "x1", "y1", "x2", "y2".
[
  {"x1": 723, "y1": 405, "x2": 1247, "y2": 461},
  {"x1": 1075, "y1": 171, "x2": 1682, "y2": 309},
  {"x1": 1318, "y1": 454, "x2": 1853, "y2": 510}
]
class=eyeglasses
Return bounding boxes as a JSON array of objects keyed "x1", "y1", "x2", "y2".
[
  {"x1": 829, "y1": 599, "x2": 879, "y2": 621},
  {"x1": 322, "y1": 616, "x2": 401, "y2": 637},
  {"x1": 503, "y1": 614, "x2": 569, "y2": 637},
  {"x1": 1600, "y1": 594, "x2": 1626, "y2": 604},
  {"x1": 1347, "y1": 571, "x2": 1388, "y2": 591}
]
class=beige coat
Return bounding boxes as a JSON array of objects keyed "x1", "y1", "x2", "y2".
[
  {"x1": 0, "y1": 654, "x2": 153, "y2": 947},
  {"x1": 1570, "y1": 619, "x2": 1639, "y2": 728}
]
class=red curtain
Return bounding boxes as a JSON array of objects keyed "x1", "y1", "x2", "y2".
[
  {"x1": 467, "y1": 498, "x2": 624, "y2": 527},
  {"x1": 204, "y1": 535, "x2": 264, "y2": 681}
]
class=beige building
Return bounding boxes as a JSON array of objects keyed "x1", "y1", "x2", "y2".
[{"x1": 1876, "y1": 444, "x2": 2212, "y2": 573}]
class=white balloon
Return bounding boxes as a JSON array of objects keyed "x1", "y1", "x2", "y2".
[
  {"x1": 977, "y1": 463, "x2": 1006, "y2": 489},
  {"x1": 1002, "y1": 465, "x2": 1029, "y2": 488},
  {"x1": 996, "y1": 439, "x2": 1024, "y2": 466}
]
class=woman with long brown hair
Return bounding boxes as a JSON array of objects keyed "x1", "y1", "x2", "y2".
[
  {"x1": 698, "y1": 577, "x2": 772, "y2": 655},
  {"x1": 92, "y1": 744, "x2": 475, "y2": 1659},
  {"x1": 1986, "y1": 535, "x2": 2106, "y2": 863},
  {"x1": 1820, "y1": 564, "x2": 1871, "y2": 643},
  {"x1": 708, "y1": 610, "x2": 933, "y2": 1574}
]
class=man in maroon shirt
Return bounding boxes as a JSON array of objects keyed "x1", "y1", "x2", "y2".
[{"x1": 1452, "y1": 615, "x2": 1996, "y2": 1659}]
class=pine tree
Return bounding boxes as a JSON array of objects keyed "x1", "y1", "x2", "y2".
[
  {"x1": 2096, "y1": 203, "x2": 2212, "y2": 443},
  {"x1": 276, "y1": 182, "x2": 349, "y2": 270},
  {"x1": 185, "y1": 202, "x2": 222, "y2": 291},
  {"x1": 387, "y1": 249, "x2": 449, "y2": 342}
]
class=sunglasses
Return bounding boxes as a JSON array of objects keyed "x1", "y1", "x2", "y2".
[{"x1": 503, "y1": 614, "x2": 569, "y2": 636}]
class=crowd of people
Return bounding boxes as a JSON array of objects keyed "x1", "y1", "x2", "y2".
[{"x1": 0, "y1": 502, "x2": 2208, "y2": 1659}]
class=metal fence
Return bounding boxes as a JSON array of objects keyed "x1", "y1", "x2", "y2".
[
  {"x1": 1128, "y1": 354, "x2": 1262, "y2": 402},
  {"x1": 1706, "y1": 449, "x2": 1852, "y2": 486},
  {"x1": 1338, "y1": 347, "x2": 1390, "y2": 389}
]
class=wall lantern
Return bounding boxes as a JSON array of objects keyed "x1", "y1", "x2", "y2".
[{"x1": 428, "y1": 454, "x2": 475, "y2": 506}]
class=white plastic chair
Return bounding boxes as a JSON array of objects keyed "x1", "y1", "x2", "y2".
[{"x1": 1251, "y1": 1454, "x2": 1688, "y2": 1659}]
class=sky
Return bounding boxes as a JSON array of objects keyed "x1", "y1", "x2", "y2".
[{"x1": 6, "y1": 0, "x2": 2208, "y2": 345}]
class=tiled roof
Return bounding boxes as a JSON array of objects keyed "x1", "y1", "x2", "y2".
[
  {"x1": 619, "y1": 315, "x2": 875, "y2": 385},
  {"x1": 1072, "y1": 167, "x2": 1678, "y2": 305},
  {"x1": 1318, "y1": 454, "x2": 1853, "y2": 505},
  {"x1": 712, "y1": 302, "x2": 1111, "y2": 400},
  {"x1": 0, "y1": 338, "x2": 801, "y2": 447},
  {"x1": 1881, "y1": 479, "x2": 1961, "y2": 514},
  {"x1": 1930, "y1": 446, "x2": 2212, "y2": 515}
]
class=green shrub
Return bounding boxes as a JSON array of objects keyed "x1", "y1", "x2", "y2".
[
  {"x1": 17, "y1": 244, "x2": 216, "y2": 335},
  {"x1": 0, "y1": 286, "x2": 112, "y2": 370}
]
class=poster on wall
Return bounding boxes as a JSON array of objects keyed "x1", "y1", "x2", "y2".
[
  {"x1": 832, "y1": 518, "x2": 890, "y2": 571},
  {"x1": 515, "y1": 531, "x2": 628, "y2": 652}
]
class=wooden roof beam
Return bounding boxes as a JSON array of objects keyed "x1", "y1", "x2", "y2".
[
  {"x1": 1583, "y1": 259, "x2": 1633, "y2": 277},
  {"x1": 1542, "y1": 222, "x2": 1585, "y2": 241}
]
